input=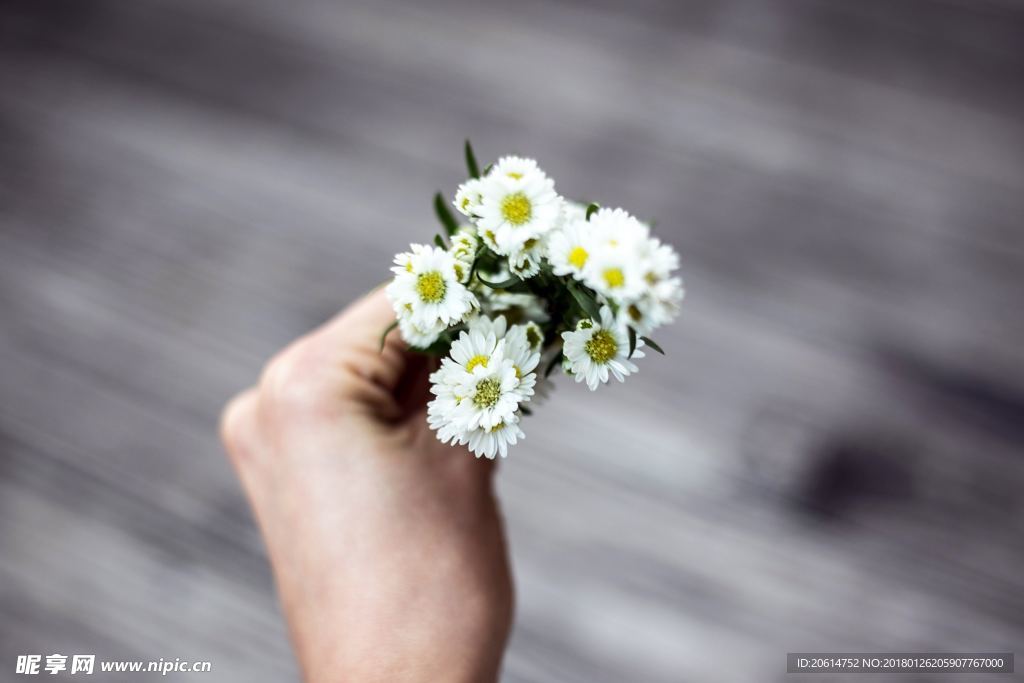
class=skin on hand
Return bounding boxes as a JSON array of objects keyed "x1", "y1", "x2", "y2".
[{"x1": 219, "y1": 289, "x2": 513, "y2": 683}]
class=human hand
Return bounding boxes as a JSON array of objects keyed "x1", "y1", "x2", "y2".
[{"x1": 219, "y1": 289, "x2": 513, "y2": 682}]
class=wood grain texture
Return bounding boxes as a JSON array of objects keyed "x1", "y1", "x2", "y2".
[{"x1": 1, "y1": 0, "x2": 1022, "y2": 681}]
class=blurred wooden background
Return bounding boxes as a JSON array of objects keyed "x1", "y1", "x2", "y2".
[{"x1": 1, "y1": 0, "x2": 1023, "y2": 681}]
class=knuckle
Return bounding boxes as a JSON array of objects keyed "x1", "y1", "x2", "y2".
[
  {"x1": 259, "y1": 351, "x2": 295, "y2": 396},
  {"x1": 259, "y1": 339, "x2": 327, "y2": 414},
  {"x1": 219, "y1": 390, "x2": 256, "y2": 455}
]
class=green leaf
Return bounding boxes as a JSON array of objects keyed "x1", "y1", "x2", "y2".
[
  {"x1": 379, "y1": 320, "x2": 399, "y2": 351},
  {"x1": 482, "y1": 163, "x2": 494, "y2": 176},
  {"x1": 567, "y1": 280, "x2": 601, "y2": 321},
  {"x1": 586, "y1": 203, "x2": 600, "y2": 220},
  {"x1": 464, "y1": 139, "x2": 481, "y2": 179},
  {"x1": 477, "y1": 274, "x2": 522, "y2": 290},
  {"x1": 434, "y1": 192, "x2": 459, "y2": 236},
  {"x1": 640, "y1": 335, "x2": 665, "y2": 355},
  {"x1": 434, "y1": 233, "x2": 447, "y2": 249},
  {"x1": 409, "y1": 343, "x2": 448, "y2": 357},
  {"x1": 545, "y1": 350, "x2": 564, "y2": 378},
  {"x1": 627, "y1": 326, "x2": 637, "y2": 358}
]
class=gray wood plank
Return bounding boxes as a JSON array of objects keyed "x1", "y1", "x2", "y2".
[{"x1": 2, "y1": 0, "x2": 1023, "y2": 681}]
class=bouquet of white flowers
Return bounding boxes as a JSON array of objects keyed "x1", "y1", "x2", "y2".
[{"x1": 384, "y1": 142, "x2": 684, "y2": 459}]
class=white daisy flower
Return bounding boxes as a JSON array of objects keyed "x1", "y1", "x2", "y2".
[
  {"x1": 449, "y1": 227, "x2": 478, "y2": 284},
  {"x1": 559, "y1": 200, "x2": 588, "y2": 225},
  {"x1": 502, "y1": 323, "x2": 542, "y2": 397},
  {"x1": 397, "y1": 315, "x2": 447, "y2": 349},
  {"x1": 490, "y1": 155, "x2": 541, "y2": 180},
  {"x1": 547, "y1": 215, "x2": 592, "y2": 279},
  {"x1": 587, "y1": 207, "x2": 650, "y2": 250},
  {"x1": 477, "y1": 223, "x2": 500, "y2": 253},
  {"x1": 426, "y1": 314, "x2": 539, "y2": 455},
  {"x1": 582, "y1": 245, "x2": 647, "y2": 302},
  {"x1": 580, "y1": 208, "x2": 650, "y2": 302},
  {"x1": 643, "y1": 238, "x2": 680, "y2": 281},
  {"x1": 561, "y1": 306, "x2": 644, "y2": 390},
  {"x1": 427, "y1": 390, "x2": 463, "y2": 441},
  {"x1": 447, "y1": 343, "x2": 523, "y2": 430},
  {"x1": 460, "y1": 314, "x2": 543, "y2": 401},
  {"x1": 475, "y1": 157, "x2": 562, "y2": 255},
  {"x1": 431, "y1": 317, "x2": 506, "y2": 390},
  {"x1": 429, "y1": 315, "x2": 537, "y2": 403},
  {"x1": 466, "y1": 312, "x2": 509, "y2": 339},
  {"x1": 462, "y1": 417, "x2": 525, "y2": 459},
  {"x1": 619, "y1": 276, "x2": 685, "y2": 335},
  {"x1": 386, "y1": 244, "x2": 477, "y2": 330},
  {"x1": 453, "y1": 178, "x2": 484, "y2": 217},
  {"x1": 430, "y1": 402, "x2": 525, "y2": 459},
  {"x1": 507, "y1": 236, "x2": 544, "y2": 279},
  {"x1": 610, "y1": 233, "x2": 684, "y2": 334}
]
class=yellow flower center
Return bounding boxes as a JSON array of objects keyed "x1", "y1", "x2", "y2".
[
  {"x1": 453, "y1": 263, "x2": 465, "y2": 282},
  {"x1": 500, "y1": 192, "x2": 532, "y2": 226},
  {"x1": 415, "y1": 271, "x2": 446, "y2": 303},
  {"x1": 568, "y1": 246, "x2": 589, "y2": 269},
  {"x1": 405, "y1": 261, "x2": 413, "y2": 272},
  {"x1": 461, "y1": 197, "x2": 471, "y2": 210},
  {"x1": 514, "y1": 366, "x2": 522, "y2": 379},
  {"x1": 602, "y1": 267, "x2": 625, "y2": 289},
  {"x1": 473, "y1": 377, "x2": 502, "y2": 408},
  {"x1": 507, "y1": 172, "x2": 523, "y2": 180},
  {"x1": 466, "y1": 354, "x2": 489, "y2": 372},
  {"x1": 628, "y1": 304, "x2": 643, "y2": 322},
  {"x1": 584, "y1": 329, "x2": 618, "y2": 364}
]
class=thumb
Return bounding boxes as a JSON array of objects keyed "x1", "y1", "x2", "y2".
[{"x1": 305, "y1": 287, "x2": 426, "y2": 418}]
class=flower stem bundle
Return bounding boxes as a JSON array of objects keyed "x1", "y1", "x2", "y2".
[{"x1": 384, "y1": 142, "x2": 684, "y2": 458}]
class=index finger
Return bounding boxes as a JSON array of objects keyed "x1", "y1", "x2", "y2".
[
  {"x1": 312, "y1": 285, "x2": 403, "y2": 353},
  {"x1": 304, "y1": 285, "x2": 412, "y2": 400}
]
